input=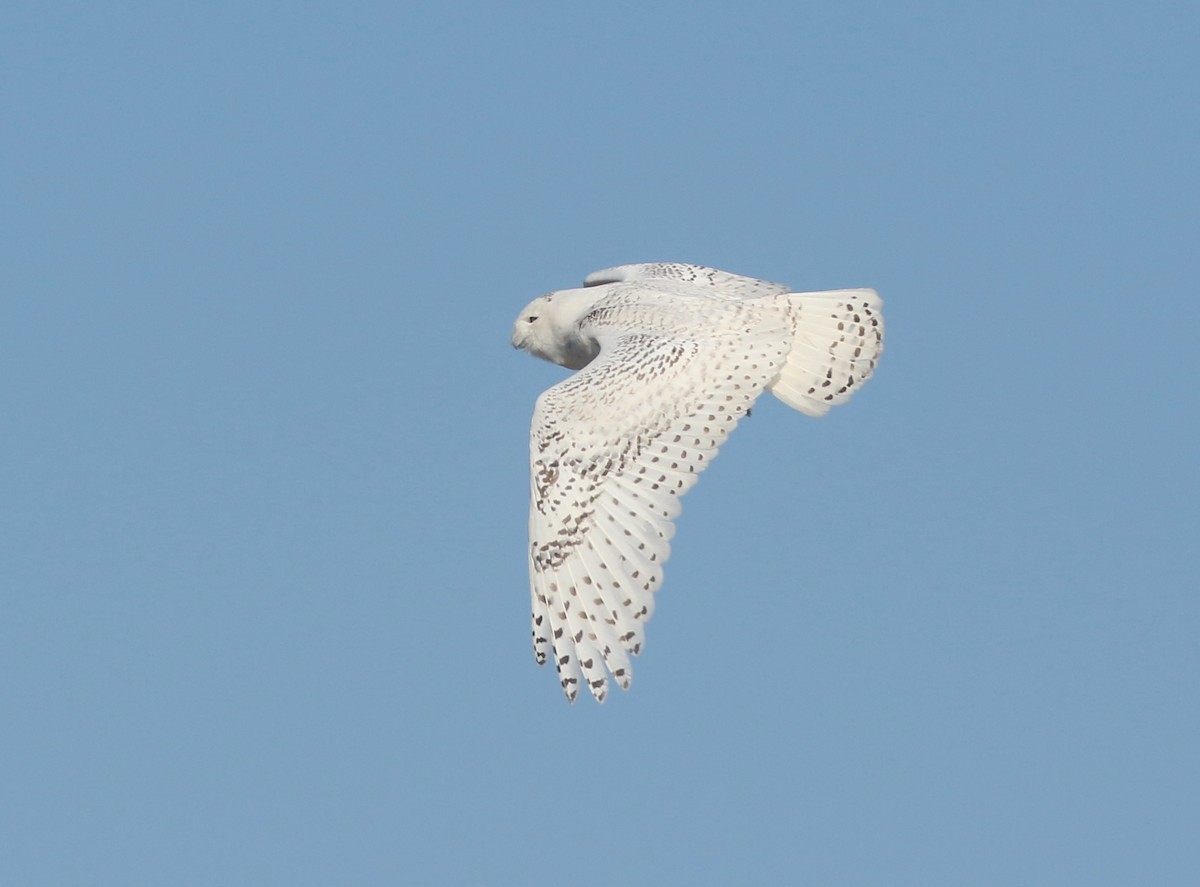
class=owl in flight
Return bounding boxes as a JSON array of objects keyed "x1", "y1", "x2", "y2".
[{"x1": 512, "y1": 263, "x2": 883, "y2": 702}]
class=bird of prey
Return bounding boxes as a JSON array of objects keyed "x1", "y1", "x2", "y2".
[{"x1": 512, "y1": 263, "x2": 883, "y2": 702}]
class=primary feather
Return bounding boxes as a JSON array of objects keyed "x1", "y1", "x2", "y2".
[{"x1": 512, "y1": 263, "x2": 883, "y2": 702}]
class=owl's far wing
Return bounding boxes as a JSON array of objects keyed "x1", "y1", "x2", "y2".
[
  {"x1": 583, "y1": 262, "x2": 793, "y2": 300},
  {"x1": 527, "y1": 300, "x2": 791, "y2": 702}
]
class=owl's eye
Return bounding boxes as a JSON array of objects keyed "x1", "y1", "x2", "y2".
[{"x1": 526, "y1": 315, "x2": 538, "y2": 323}]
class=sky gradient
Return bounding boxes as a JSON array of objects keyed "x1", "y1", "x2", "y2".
[{"x1": 3, "y1": 2, "x2": 1198, "y2": 884}]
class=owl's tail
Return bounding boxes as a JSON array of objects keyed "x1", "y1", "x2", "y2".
[{"x1": 768, "y1": 289, "x2": 884, "y2": 417}]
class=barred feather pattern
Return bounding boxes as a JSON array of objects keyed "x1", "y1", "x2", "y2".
[{"x1": 513, "y1": 264, "x2": 883, "y2": 701}]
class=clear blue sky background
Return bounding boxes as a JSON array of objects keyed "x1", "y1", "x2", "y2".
[{"x1": 3, "y1": 2, "x2": 1197, "y2": 884}]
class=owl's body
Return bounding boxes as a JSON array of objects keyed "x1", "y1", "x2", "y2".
[{"x1": 512, "y1": 263, "x2": 883, "y2": 702}]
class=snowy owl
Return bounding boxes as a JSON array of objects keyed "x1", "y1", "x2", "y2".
[{"x1": 512, "y1": 263, "x2": 883, "y2": 702}]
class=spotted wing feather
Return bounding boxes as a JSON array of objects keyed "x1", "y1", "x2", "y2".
[
  {"x1": 583, "y1": 263, "x2": 793, "y2": 300},
  {"x1": 527, "y1": 294, "x2": 792, "y2": 701}
]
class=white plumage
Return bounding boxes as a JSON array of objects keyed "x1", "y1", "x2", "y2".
[{"x1": 512, "y1": 263, "x2": 884, "y2": 702}]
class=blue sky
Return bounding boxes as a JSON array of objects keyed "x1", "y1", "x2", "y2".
[{"x1": 3, "y1": 1, "x2": 1197, "y2": 884}]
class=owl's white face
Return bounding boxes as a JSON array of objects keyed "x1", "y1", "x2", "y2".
[
  {"x1": 511, "y1": 293, "x2": 556, "y2": 356},
  {"x1": 511, "y1": 289, "x2": 601, "y2": 370}
]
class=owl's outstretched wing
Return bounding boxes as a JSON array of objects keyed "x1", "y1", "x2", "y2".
[
  {"x1": 583, "y1": 262, "x2": 793, "y2": 300},
  {"x1": 527, "y1": 295, "x2": 792, "y2": 702}
]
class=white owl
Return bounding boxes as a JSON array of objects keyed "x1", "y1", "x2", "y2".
[{"x1": 512, "y1": 263, "x2": 883, "y2": 702}]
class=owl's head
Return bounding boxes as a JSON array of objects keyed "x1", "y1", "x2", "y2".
[{"x1": 511, "y1": 288, "x2": 601, "y2": 370}]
